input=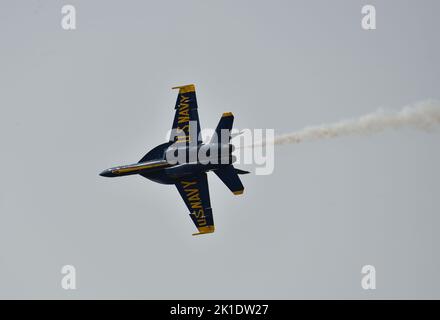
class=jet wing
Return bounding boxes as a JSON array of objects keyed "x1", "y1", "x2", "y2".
[
  {"x1": 175, "y1": 173, "x2": 215, "y2": 236},
  {"x1": 170, "y1": 84, "x2": 202, "y2": 145}
]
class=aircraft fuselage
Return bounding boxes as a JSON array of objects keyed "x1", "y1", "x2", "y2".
[
  {"x1": 99, "y1": 143, "x2": 235, "y2": 183},
  {"x1": 99, "y1": 159, "x2": 171, "y2": 178}
]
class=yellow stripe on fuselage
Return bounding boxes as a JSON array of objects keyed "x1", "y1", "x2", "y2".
[{"x1": 113, "y1": 162, "x2": 169, "y2": 174}]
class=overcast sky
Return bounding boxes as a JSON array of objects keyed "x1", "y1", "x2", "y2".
[{"x1": 0, "y1": 0, "x2": 439, "y2": 298}]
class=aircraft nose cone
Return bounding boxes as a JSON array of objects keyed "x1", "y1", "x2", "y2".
[{"x1": 99, "y1": 169, "x2": 113, "y2": 177}]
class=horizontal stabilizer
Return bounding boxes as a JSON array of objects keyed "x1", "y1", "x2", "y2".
[
  {"x1": 214, "y1": 165, "x2": 245, "y2": 195},
  {"x1": 235, "y1": 168, "x2": 250, "y2": 175}
]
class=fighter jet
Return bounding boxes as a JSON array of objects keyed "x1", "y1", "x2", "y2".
[{"x1": 100, "y1": 84, "x2": 249, "y2": 236}]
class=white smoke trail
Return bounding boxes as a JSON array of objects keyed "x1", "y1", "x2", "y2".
[{"x1": 251, "y1": 100, "x2": 440, "y2": 147}]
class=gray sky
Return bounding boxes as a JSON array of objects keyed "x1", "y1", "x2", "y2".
[{"x1": 0, "y1": 0, "x2": 439, "y2": 299}]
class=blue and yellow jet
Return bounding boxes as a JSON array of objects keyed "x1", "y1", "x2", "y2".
[{"x1": 100, "y1": 84, "x2": 249, "y2": 235}]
